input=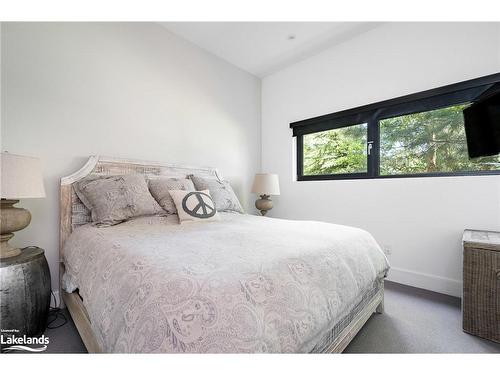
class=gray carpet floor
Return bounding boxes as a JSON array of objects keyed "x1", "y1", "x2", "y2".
[{"x1": 41, "y1": 281, "x2": 500, "y2": 353}]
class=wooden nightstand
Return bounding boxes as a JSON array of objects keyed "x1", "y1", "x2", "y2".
[
  {"x1": 462, "y1": 230, "x2": 500, "y2": 343},
  {"x1": 0, "y1": 247, "x2": 51, "y2": 344}
]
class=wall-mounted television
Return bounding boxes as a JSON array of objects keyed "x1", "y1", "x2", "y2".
[{"x1": 463, "y1": 84, "x2": 500, "y2": 159}]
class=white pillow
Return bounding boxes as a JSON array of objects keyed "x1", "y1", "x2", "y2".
[{"x1": 169, "y1": 189, "x2": 221, "y2": 224}]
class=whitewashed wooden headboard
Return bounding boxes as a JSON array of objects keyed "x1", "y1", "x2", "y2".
[{"x1": 59, "y1": 155, "x2": 221, "y2": 254}]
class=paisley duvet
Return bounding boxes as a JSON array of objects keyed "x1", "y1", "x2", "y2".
[{"x1": 62, "y1": 213, "x2": 389, "y2": 353}]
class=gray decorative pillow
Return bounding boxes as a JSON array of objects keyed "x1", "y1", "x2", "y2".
[
  {"x1": 148, "y1": 177, "x2": 195, "y2": 214},
  {"x1": 75, "y1": 174, "x2": 164, "y2": 227},
  {"x1": 189, "y1": 175, "x2": 244, "y2": 213}
]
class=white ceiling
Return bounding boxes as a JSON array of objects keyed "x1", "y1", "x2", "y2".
[{"x1": 161, "y1": 22, "x2": 384, "y2": 77}]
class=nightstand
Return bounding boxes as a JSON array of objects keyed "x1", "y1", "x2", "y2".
[
  {"x1": 462, "y1": 230, "x2": 500, "y2": 343},
  {"x1": 0, "y1": 247, "x2": 51, "y2": 343}
]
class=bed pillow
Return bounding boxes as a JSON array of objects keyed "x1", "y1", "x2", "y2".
[
  {"x1": 189, "y1": 175, "x2": 244, "y2": 213},
  {"x1": 75, "y1": 174, "x2": 164, "y2": 227},
  {"x1": 169, "y1": 189, "x2": 220, "y2": 224},
  {"x1": 148, "y1": 177, "x2": 195, "y2": 214}
]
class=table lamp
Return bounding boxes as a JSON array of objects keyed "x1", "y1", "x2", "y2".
[
  {"x1": 0, "y1": 152, "x2": 46, "y2": 258},
  {"x1": 251, "y1": 173, "x2": 280, "y2": 216}
]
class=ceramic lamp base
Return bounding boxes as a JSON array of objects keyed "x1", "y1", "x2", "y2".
[
  {"x1": 0, "y1": 199, "x2": 31, "y2": 259},
  {"x1": 255, "y1": 194, "x2": 273, "y2": 216}
]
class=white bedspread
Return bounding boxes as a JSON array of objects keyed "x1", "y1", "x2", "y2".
[{"x1": 62, "y1": 213, "x2": 389, "y2": 353}]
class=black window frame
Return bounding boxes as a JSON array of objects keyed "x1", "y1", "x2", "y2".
[{"x1": 291, "y1": 72, "x2": 500, "y2": 181}]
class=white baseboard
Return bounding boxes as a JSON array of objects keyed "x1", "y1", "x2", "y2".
[{"x1": 386, "y1": 267, "x2": 462, "y2": 297}]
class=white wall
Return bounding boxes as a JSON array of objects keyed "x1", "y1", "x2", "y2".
[
  {"x1": 2, "y1": 22, "x2": 499, "y2": 299},
  {"x1": 1, "y1": 22, "x2": 261, "y2": 291},
  {"x1": 262, "y1": 22, "x2": 500, "y2": 297}
]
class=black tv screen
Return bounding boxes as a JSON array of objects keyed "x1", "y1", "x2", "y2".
[{"x1": 463, "y1": 86, "x2": 500, "y2": 158}]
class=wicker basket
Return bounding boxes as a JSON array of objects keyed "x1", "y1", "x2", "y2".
[{"x1": 462, "y1": 230, "x2": 500, "y2": 343}]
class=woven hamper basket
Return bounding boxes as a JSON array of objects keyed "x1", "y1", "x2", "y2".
[{"x1": 462, "y1": 230, "x2": 500, "y2": 343}]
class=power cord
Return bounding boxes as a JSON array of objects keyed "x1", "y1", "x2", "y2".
[{"x1": 46, "y1": 290, "x2": 68, "y2": 329}]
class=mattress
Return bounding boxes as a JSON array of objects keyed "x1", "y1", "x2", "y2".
[{"x1": 62, "y1": 213, "x2": 389, "y2": 353}]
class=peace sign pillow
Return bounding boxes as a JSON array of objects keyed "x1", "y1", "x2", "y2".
[{"x1": 169, "y1": 189, "x2": 221, "y2": 224}]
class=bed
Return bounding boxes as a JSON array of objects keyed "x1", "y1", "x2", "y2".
[{"x1": 59, "y1": 156, "x2": 389, "y2": 353}]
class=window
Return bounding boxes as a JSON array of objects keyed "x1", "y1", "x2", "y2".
[
  {"x1": 380, "y1": 104, "x2": 500, "y2": 175},
  {"x1": 291, "y1": 73, "x2": 500, "y2": 180},
  {"x1": 303, "y1": 123, "x2": 367, "y2": 176}
]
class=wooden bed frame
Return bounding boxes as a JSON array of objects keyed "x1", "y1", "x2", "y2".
[{"x1": 59, "y1": 155, "x2": 384, "y2": 353}]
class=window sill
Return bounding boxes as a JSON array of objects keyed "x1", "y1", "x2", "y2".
[{"x1": 297, "y1": 170, "x2": 500, "y2": 181}]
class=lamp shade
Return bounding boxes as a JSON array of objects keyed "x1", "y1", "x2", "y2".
[
  {"x1": 1, "y1": 152, "x2": 46, "y2": 199},
  {"x1": 251, "y1": 173, "x2": 280, "y2": 195}
]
